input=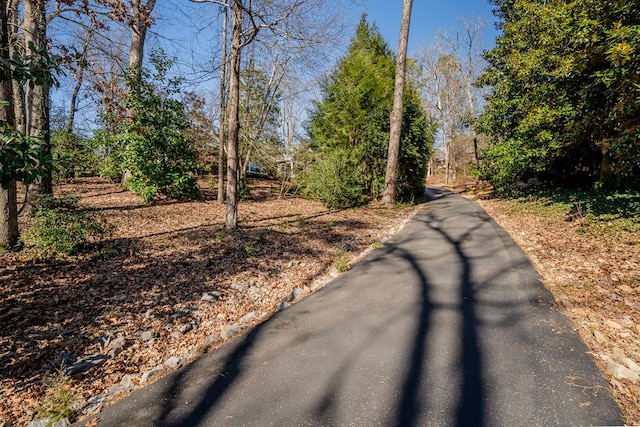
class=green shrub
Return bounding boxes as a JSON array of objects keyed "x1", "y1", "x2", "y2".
[
  {"x1": 37, "y1": 372, "x2": 77, "y2": 422},
  {"x1": 93, "y1": 131, "x2": 127, "y2": 182},
  {"x1": 119, "y1": 50, "x2": 200, "y2": 203},
  {"x1": 51, "y1": 131, "x2": 100, "y2": 182},
  {"x1": 25, "y1": 195, "x2": 114, "y2": 257},
  {"x1": 334, "y1": 249, "x2": 350, "y2": 272},
  {"x1": 301, "y1": 149, "x2": 367, "y2": 210}
]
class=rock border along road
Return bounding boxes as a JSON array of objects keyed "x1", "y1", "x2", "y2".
[{"x1": 87, "y1": 189, "x2": 622, "y2": 426}]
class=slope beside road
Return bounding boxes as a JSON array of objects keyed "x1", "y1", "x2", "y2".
[{"x1": 86, "y1": 189, "x2": 622, "y2": 426}]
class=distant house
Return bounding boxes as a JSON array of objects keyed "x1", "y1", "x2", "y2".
[{"x1": 246, "y1": 161, "x2": 268, "y2": 176}]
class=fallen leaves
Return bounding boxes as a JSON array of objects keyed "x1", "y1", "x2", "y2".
[
  {"x1": 475, "y1": 193, "x2": 640, "y2": 425},
  {"x1": 0, "y1": 177, "x2": 418, "y2": 426}
]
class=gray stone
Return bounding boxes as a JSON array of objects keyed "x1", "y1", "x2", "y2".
[
  {"x1": 622, "y1": 357, "x2": 640, "y2": 376},
  {"x1": 83, "y1": 394, "x2": 108, "y2": 415},
  {"x1": 612, "y1": 347, "x2": 627, "y2": 361},
  {"x1": 65, "y1": 354, "x2": 108, "y2": 376},
  {"x1": 109, "y1": 336, "x2": 126, "y2": 351},
  {"x1": 52, "y1": 352, "x2": 76, "y2": 369},
  {"x1": 172, "y1": 306, "x2": 197, "y2": 320},
  {"x1": 291, "y1": 288, "x2": 303, "y2": 300},
  {"x1": 177, "y1": 323, "x2": 193, "y2": 334},
  {"x1": 602, "y1": 355, "x2": 639, "y2": 383},
  {"x1": 164, "y1": 356, "x2": 185, "y2": 368},
  {"x1": 201, "y1": 291, "x2": 222, "y2": 301},
  {"x1": 205, "y1": 333, "x2": 218, "y2": 347},
  {"x1": 231, "y1": 282, "x2": 249, "y2": 292},
  {"x1": 239, "y1": 312, "x2": 256, "y2": 324},
  {"x1": 140, "y1": 331, "x2": 158, "y2": 342},
  {"x1": 221, "y1": 325, "x2": 242, "y2": 340},
  {"x1": 27, "y1": 418, "x2": 71, "y2": 427},
  {"x1": 593, "y1": 330, "x2": 608, "y2": 344},
  {"x1": 120, "y1": 373, "x2": 137, "y2": 387},
  {"x1": 278, "y1": 301, "x2": 289, "y2": 311},
  {"x1": 140, "y1": 366, "x2": 165, "y2": 383}
]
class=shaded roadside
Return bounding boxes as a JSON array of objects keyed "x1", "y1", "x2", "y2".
[{"x1": 86, "y1": 189, "x2": 622, "y2": 426}]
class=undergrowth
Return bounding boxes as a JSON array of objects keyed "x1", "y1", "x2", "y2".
[
  {"x1": 24, "y1": 195, "x2": 114, "y2": 258},
  {"x1": 501, "y1": 188, "x2": 640, "y2": 237},
  {"x1": 36, "y1": 371, "x2": 77, "y2": 423}
]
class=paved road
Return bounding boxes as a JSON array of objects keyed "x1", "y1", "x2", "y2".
[{"x1": 89, "y1": 189, "x2": 622, "y2": 426}]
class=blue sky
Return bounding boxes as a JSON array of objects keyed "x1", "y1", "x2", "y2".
[{"x1": 360, "y1": 1, "x2": 500, "y2": 54}]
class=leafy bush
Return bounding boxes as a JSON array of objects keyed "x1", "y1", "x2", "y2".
[
  {"x1": 25, "y1": 195, "x2": 113, "y2": 257},
  {"x1": 120, "y1": 50, "x2": 200, "y2": 203},
  {"x1": 93, "y1": 130, "x2": 127, "y2": 182},
  {"x1": 51, "y1": 131, "x2": 100, "y2": 182},
  {"x1": 301, "y1": 149, "x2": 367, "y2": 210},
  {"x1": 474, "y1": 139, "x2": 542, "y2": 196}
]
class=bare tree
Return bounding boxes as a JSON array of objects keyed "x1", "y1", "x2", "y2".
[
  {"x1": 382, "y1": 0, "x2": 413, "y2": 206},
  {"x1": 67, "y1": 25, "x2": 95, "y2": 133},
  {"x1": 439, "y1": 17, "x2": 487, "y2": 143},
  {"x1": 192, "y1": 0, "x2": 324, "y2": 229},
  {"x1": 417, "y1": 17, "x2": 487, "y2": 183},
  {"x1": 216, "y1": 2, "x2": 228, "y2": 204}
]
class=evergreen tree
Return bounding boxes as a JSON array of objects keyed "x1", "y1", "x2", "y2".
[
  {"x1": 478, "y1": 0, "x2": 640, "y2": 193},
  {"x1": 307, "y1": 15, "x2": 434, "y2": 205}
]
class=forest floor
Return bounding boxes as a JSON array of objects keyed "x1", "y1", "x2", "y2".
[
  {"x1": 0, "y1": 177, "x2": 421, "y2": 426},
  {"x1": 1, "y1": 177, "x2": 638, "y2": 425}
]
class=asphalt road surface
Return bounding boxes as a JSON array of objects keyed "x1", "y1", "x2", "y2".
[{"x1": 88, "y1": 189, "x2": 622, "y2": 426}]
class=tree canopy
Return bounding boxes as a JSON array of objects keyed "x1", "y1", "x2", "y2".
[
  {"x1": 307, "y1": 15, "x2": 434, "y2": 206},
  {"x1": 477, "y1": 0, "x2": 640, "y2": 193}
]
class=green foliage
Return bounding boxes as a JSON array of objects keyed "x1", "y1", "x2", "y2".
[
  {"x1": 25, "y1": 195, "x2": 113, "y2": 258},
  {"x1": 307, "y1": 15, "x2": 434, "y2": 203},
  {"x1": 37, "y1": 371, "x2": 77, "y2": 423},
  {"x1": 244, "y1": 244, "x2": 259, "y2": 258},
  {"x1": 51, "y1": 131, "x2": 100, "y2": 182},
  {"x1": 239, "y1": 64, "x2": 283, "y2": 168},
  {"x1": 479, "y1": 0, "x2": 640, "y2": 190},
  {"x1": 0, "y1": 123, "x2": 53, "y2": 189},
  {"x1": 334, "y1": 249, "x2": 350, "y2": 273},
  {"x1": 93, "y1": 130, "x2": 126, "y2": 182},
  {"x1": 500, "y1": 188, "x2": 640, "y2": 237},
  {"x1": 120, "y1": 49, "x2": 200, "y2": 202},
  {"x1": 0, "y1": 42, "x2": 63, "y2": 189},
  {"x1": 238, "y1": 176, "x2": 251, "y2": 200},
  {"x1": 3, "y1": 41, "x2": 65, "y2": 88},
  {"x1": 301, "y1": 149, "x2": 367, "y2": 210}
]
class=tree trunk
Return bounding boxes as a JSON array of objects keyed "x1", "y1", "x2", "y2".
[
  {"x1": 218, "y1": 2, "x2": 228, "y2": 205},
  {"x1": 0, "y1": 3, "x2": 18, "y2": 249},
  {"x1": 8, "y1": 0, "x2": 24, "y2": 134},
  {"x1": 382, "y1": 0, "x2": 413, "y2": 206},
  {"x1": 128, "y1": 0, "x2": 156, "y2": 72},
  {"x1": 225, "y1": 0, "x2": 242, "y2": 229},
  {"x1": 122, "y1": 0, "x2": 156, "y2": 186},
  {"x1": 24, "y1": 0, "x2": 52, "y2": 205},
  {"x1": 0, "y1": 181, "x2": 18, "y2": 250}
]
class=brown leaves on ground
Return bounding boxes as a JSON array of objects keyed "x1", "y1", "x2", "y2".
[
  {"x1": 0, "y1": 178, "x2": 419, "y2": 426},
  {"x1": 449, "y1": 181, "x2": 639, "y2": 425}
]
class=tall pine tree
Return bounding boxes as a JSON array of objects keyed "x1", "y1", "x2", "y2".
[{"x1": 307, "y1": 15, "x2": 434, "y2": 204}]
